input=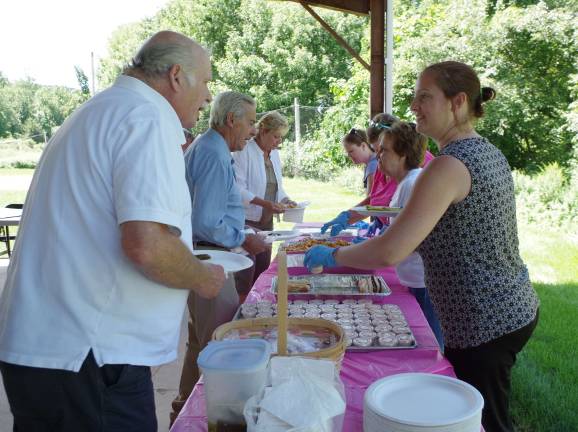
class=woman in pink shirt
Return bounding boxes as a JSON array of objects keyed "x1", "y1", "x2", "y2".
[{"x1": 322, "y1": 113, "x2": 434, "y2": 235}]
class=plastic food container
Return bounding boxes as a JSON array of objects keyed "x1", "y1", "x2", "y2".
[
  {"x1": 197, "y1": 339, "x2": 271, "y2": 431},
  {"x1": 282, "y1": 206, "x2": 306, "y2": 222}
]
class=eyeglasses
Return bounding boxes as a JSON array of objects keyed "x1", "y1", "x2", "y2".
[
  {"x1": 182, "y1": 128, "x2": 194, "y2": 142},
  {"x1": 368, "y1": 120, "x2": 392, "y2": 130}
]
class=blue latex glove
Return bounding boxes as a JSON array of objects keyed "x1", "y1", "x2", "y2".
[
  {"x1": 320, "y1": 211, "x2": 350, "y2": 236},
  {"x1": 352, "y1": 236, "x2": 367, "y2": 244},
  {"x1": 366, "y1": 218, "x2": 388, "y2": 237},
  {"x1": 304, "y1": 245, "x2": 337, "y2": 272},
  {"x1": 352, "y1": 221, "x2": 369, "y2": 230}
]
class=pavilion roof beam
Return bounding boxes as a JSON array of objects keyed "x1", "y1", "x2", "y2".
[
  {"x1": 278, "y1": 0, "x2": 370, "y2": 15},
  {"x1": 299, "y1": 1, "x2": 370, "y2": 72}
]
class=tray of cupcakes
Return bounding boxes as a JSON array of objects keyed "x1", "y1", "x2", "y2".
[{"x1": 235, "y1": 299, "x2": 416, "y2": 351}]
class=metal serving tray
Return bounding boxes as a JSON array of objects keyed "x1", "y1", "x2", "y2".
[
  {"x1": 270, "y1": 274, "x2": 391, "y2": 296},
  {"x1": 234, "y1": 299, "x2": 416, "y2": 351}
]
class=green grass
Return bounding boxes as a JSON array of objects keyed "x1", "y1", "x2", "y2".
[
  {"x1": 1, "y1": 172, "x2": 576, "y2": 431},
  {"x1": 0, "y1": 191, "x2": 26, "y2": 208},
  {"x1": 275, "y1": 177, "x2": 361, "y2": 230},
  {"x1": 0, "y1": 168, "x2": 35, "y2": 176},
  {"x1": 511, "y1": 227, "x2": 578, "y2": 432}
]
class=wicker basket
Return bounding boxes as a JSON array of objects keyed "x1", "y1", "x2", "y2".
[
  {"x1": 212, "y1": 317, "x2": 346, "y2": 367},
  {"x1": 212, "y1": 252, "x2": 346, "y2": 369}
]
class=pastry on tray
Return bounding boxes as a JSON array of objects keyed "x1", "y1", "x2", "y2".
[
  {"x1": 283, "y1": 238, "x2": 351, "y2": 253},
  {"x1": 287, "y1": 280, "x2": 311, "y2": 293}
]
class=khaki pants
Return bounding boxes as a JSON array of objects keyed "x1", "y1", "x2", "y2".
[
  {"x1": 243, "y1": 219, "x2": 274, "y2": 290},
  {"x1": 170, "y1": 246, "x2": 241, "y2": 425}
]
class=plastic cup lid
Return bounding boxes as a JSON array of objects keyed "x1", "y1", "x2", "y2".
[{"x1": 197, "y1": 339, "x2": 271, "y2": 373}]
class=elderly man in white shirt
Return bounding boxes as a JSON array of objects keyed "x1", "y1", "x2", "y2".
[{"x1": 0, "y1": 31, "x2": 224, "y2": 432}]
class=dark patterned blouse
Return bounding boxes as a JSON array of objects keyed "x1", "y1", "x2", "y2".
[{"x1": 417, "y1": 137, "x2": 539, "y2": 349}]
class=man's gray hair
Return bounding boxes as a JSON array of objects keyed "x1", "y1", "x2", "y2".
[
  {"x1": 125, "y1": 40, "x2": 200, "y2": 85},
  {"x1": 209, "y1": 91, "x2": 255, "y2": 128}
]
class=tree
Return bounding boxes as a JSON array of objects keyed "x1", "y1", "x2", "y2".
[
  {"x1": 316, "y1": 0, "x2": 578, "y2": 172},
  {"x1": 215, "y1": 1, "x2": 366, "y2": 111},
  {"x1": 0, "y1": 76, "x2": 85, "y2": 140},
  {"x1": 98, "y1": 0, "x2": 366, "y2": 113},
  {"x1": 75, "y1": 66, "x2": 91, "y2": 97}
]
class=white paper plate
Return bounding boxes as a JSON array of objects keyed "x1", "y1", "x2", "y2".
[
  {"x1": 352, "y1": 206, "x2": 402, "y2": 217},
  {"x1": 364, "y1": 373, "x2": 483, "y2": 428},
  {"x1": 259, "y1": 229, "x2": 301, "y2": 243},
  {"x1": 193, "y1": 250, "x2": 253, "y2": 273}
]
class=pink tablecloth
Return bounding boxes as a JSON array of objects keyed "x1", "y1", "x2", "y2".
[{"x1": 171, "y1": 224, "x2": 455, "y2": 432}]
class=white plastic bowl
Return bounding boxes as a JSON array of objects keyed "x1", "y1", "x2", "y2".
[{"x1": 282, "y1": 206, "x2": 305, "y2": 223}]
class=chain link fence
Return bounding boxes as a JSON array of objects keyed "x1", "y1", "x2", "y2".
[{"x1": 190, "y1": 101, "x2": 324, "y2": 144}]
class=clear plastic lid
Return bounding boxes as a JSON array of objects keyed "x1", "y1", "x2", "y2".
[{"x1": 197, "y1": 339, "x2": 271, "y2": 373}]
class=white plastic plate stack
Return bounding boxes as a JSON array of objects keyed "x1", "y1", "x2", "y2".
[{"x1": 363, "y1": 373, "x2": 484, "y2": 432}]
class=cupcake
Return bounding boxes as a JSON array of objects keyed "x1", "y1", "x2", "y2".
[
  {"x1": 357, "y1": 330, "x2": 377, "y2": 342},
  {"x1": 392, "y1": 325, "x2": 412, "y2": 335},
  {"x1": 378, "y1": 334, "x2": 397, "y2": 347},
  {"x1": 389, "y1": 319, "x2": 408, "y2": 328},
  {"x1": 352, "y1": 337, "x2": 373, "y2": 347},
  {"x1": 357, "y1": 299, "x2": 373, "y2": 305},
  {"x1": 373, "y1": 322, "x2": 393, "y2": 333},
  {"x1": 396, "y1": 334, "x2": 415, "y2": 347}
]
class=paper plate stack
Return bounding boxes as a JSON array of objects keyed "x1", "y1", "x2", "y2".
[{"x1": 363, "y1": 373, "x2": 484, "y2": 432}]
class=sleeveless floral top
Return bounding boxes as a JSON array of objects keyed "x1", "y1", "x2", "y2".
[{"x1": 417, "y1": 137, "x2": 539, "y2": 349}]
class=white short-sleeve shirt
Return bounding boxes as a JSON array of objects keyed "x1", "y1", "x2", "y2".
[
  {"x1": 0, "y1": 76, "x2": 191, "y2": 371},
  {"x1": 390, "y1": 168, "x2": 426, "y2": 288}
]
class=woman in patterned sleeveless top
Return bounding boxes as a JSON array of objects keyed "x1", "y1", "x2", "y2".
[{"x1": 304, "y1": 61, "x2": 539, "y2": 432}]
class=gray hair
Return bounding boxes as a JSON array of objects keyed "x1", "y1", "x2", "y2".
[
  {"x1": 125, "y1": 39, "x2": 201, "y2": 85},
  {"x1": 209, "y1": 91, "x2": 255, "y2": 128}
]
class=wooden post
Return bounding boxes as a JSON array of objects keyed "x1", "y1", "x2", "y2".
[
  {"x1": 294, "y1": 97, "x2": 301, "y2": 146},
  {"x1": 385, "y1": 0, "x2": 394, "y2": 114},
  {"x1": 370, "y1": 0, "x2": 385, "y2": 118},
  {"x1": 91, "y1": 51, "x2": 96, "y2": 95},
  {"x1": 277, "y1": 252, "x2": 289, "y2": 356},
  {"x1": 294, "y1": 97, "x2": 301, "y2": 176}
]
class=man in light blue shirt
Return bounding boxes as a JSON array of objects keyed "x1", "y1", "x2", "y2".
[
  {"x1": 187, "y1": 126, "x2": 246, "y2": 247},
  {"x1": 171, "y1": 91, "x2": 269, "y2": 423}
]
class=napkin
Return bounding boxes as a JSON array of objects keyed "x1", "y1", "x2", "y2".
[{"x1": 244, "y1": 357, "x2": 345, "y2": 432}]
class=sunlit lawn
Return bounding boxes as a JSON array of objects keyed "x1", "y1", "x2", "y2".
[{"x1": 1, "y1": 172, "x2": 576, "y2": 431}]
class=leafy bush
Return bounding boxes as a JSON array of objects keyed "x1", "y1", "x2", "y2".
[
  {"x1": 335, "y1": 166, "x2": 366, "y2": 196},
  {"x1": 0, "y1": 138, "x2": 43, "y2": 168},
  {"x1": 514, "y1": 164, "x2": 578, "y2": 233},
  {"x1": 280, "y1": 138, "x2": 345, "y2": 181}
]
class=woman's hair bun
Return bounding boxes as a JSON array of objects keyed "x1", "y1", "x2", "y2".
[{"x1": 481, "y1": 87, "x2": 496, "y2": 103}]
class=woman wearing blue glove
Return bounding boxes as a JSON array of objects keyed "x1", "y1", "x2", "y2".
[
  {"x1": 306, "y1": 61, "x2": 539, "y2": 432},
  {"x1": 321, "y1": 114, "x2": 400, "y2": 236},
  {"x1": 382, "y1": 122, "x2": 444, "y2": 349}
]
